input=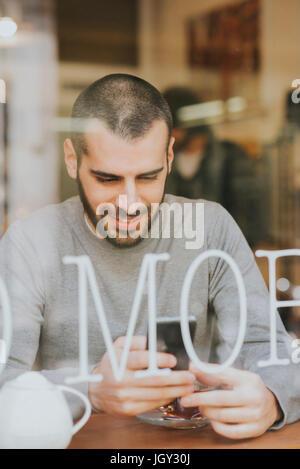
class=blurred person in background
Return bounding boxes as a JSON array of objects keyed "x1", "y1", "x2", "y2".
[{"x1": 163, "y1": 87, "x2": 263, "y2": 248}]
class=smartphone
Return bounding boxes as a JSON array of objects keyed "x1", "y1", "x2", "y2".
[
  {"x1": 147, "y1": 316, "x2": 199, "y2": 419},
  {"x1": 153, "y1": 316, "x2": 197, "y2": 371}
]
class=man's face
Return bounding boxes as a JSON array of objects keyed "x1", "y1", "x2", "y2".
[{"x1": 64, "y1": 119, "x2": 174, "y2": 248}]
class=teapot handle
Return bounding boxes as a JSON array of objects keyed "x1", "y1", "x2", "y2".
[{"x1": 58, "y1": 385, "x2": 92, "y2": 435}]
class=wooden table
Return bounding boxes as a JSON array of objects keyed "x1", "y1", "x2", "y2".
[{"x1": 68, "y1": 413, "x2": 300, "y2": 449}]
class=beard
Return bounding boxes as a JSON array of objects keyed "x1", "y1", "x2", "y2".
[{"x1": 77, "y1": 174, "x2": 167, "y2": 249}]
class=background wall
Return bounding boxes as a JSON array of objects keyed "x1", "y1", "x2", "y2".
[
  {"x1": 138, "y1": 0, "x2": 300, "y2": 142},
  {"x1": 58, "y1": 0, "x2": 300, "y2": 148}
]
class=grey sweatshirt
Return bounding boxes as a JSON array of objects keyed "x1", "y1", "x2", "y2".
[{"x1": 0, "y1": 194, "x2": 299, "y2": 427}]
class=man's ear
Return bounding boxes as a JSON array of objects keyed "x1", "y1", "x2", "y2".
[
  {"x1": 167, "y1": 136, "x2": 175, "y2": 174},
  {"x1": 64, "y1": 138, "x2": 78, "y2": 180}
]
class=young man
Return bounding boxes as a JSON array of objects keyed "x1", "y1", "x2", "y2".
[{"x1": 0, "y1": 74, "x2": 299, "y2": 440}]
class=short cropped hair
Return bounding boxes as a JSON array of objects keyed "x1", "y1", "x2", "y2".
[{"x1": 71, "y1": 73, "x2": 173, "y2": 160}]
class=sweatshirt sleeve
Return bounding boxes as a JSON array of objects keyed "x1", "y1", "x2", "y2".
[
  {"x1": 207, "y1": 203, "x2": 300, "y2": 429},
  {"x1": 0, "y1": 222, "x2": 92, "y2": 420}
]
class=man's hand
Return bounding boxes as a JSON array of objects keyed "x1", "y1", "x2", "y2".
[
  {"x1": 180, "y1": 363, "x2": 282, "y2": 440},
  {"x1": 88, "y1": 336, "x2": 195, "y2": 416}
]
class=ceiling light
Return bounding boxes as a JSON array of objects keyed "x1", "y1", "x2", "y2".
[
  {"x1": 292, "y1": 286, "x2": 300, "y2": 300},
  {"x1": 227, "y1": 96, "x2": 247, "y2": 113},
  {"x1": 276, "y1": 277, "x2": 290, "y2": 292},
  {"x1": 177, "y1": 100, "x2": 225, "y2": 123},
  {"x1": 0, "y1": 17, "x2": 18, "y2": 38}
]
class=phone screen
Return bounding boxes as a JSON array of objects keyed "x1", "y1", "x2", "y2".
[{"x1": 148, "y1": 316, "x2": 197, "y2": 370}]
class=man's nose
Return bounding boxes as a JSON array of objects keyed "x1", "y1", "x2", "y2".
[{"x1": 117, "y1": 179, "x2": 142, "y2": 214}]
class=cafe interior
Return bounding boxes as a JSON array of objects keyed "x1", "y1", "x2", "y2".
[{"x1": 0, "y1": 0, "x2": 299, "y2": 449}]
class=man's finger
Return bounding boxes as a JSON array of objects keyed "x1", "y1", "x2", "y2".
[
  {"x1": 199, "y1": 406, "x2": 257, "y2": 424},
  {"x1": 114, "y1": 335, "x2": 147, "y2": 351},
  {"x1": 180, "y1": 389, "x2": 247, "y2": 408},
  {"x1": 125, "y1": 350, "x2": 177, "y2": 370},
  {"x1": 116, "y1": 384, "x2": 195, "y2": 402},
  {"x1": 210, "y1": 420, "x2": 262, "y2": 440},
  {"x1": 189, "y1": 362, "x2": 248, "y2": 387},
  {"x1": 126, "y1": 370, "x2": 196, "y2": 388},
  {"x1": 117, "y1": 399, "x2": 178, "y2": 417}
]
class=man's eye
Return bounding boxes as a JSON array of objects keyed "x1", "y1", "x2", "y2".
[
  {"x1": 140, "y1": 175, "x2": 158, "y2": 181},
  {"x1": 96, "y1": 177, "x2": 119, "y2": 183},
  {"x1": 95, "y1": 175, "x2": 158, "y2": 183}
]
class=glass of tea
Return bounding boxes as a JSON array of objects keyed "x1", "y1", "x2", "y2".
[
  {"x1": 158, "y1": 381, "x2": 217, "y2": 421},
  {"x1": 159, "y1": 397, "x2": 202, "y2": 420}
]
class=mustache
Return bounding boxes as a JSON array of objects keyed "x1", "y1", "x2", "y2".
[{"x1": 96, "y1": 203, "x2": 149, "y2": 219}]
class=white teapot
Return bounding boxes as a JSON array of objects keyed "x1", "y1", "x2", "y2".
[{"x1": 0, "y1": 371, "x2": 91, "y2": 449}]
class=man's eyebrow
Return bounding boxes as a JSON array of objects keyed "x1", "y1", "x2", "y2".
[
  {"x1": 90, "y1": 167, "x2": 164, "y2": 178},
  {"x1": 137, "y1": 167, "x2": 164, "y2": 177},
  {"x1": 90, "y1": 169, "x2": 121, "y2": 178}
]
